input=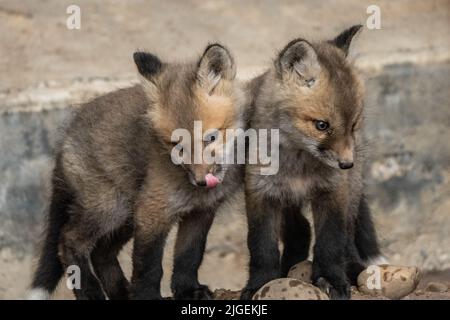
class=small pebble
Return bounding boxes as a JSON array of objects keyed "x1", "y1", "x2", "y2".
[
  {"x1": 213, "y1": 289, "x2": 241, "y2": 300},
  {"x1": 414, "y1": 289, "x2": 425, "y2": 296},
  {"x1": 425, "y1": 282, "x2": 448, "y2": 293}
]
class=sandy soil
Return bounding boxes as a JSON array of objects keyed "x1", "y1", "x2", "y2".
[
  {"x1": 2, "y1": 233, "x2": 449, "y2": 300},
  {"x1": 1, "y1": 0, "x2": 449, "y2": 94}
]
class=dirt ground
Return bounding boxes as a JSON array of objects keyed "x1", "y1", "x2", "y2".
[
  {"x1": 3, "y1": 207, "x2": 449, "y2": 300},
  {"x1": 5, "y1": 253, "x2": 449, "y2": 300},
  {"x1": 1, "y1": 0, "x2": 449, "y2": 94}
]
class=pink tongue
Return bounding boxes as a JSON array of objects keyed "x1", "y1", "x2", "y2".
[{"x1": 205, "y1": 173, "x2": 219, "y2": 188}]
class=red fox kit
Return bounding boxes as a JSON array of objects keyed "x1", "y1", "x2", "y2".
[
  {"x1": 242, "y1": 26, "x2": 384, "y2": 300},
  {"x1": 28, "y1": 44, "x2": 245, "y2": 300}
]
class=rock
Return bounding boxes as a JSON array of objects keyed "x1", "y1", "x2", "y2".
[
  {"x1": 425, "y1": 282, "x2": 448, "y2": 293},
  {"x1": 357, "y1": 265, "x2": 421, "y2": 299},
  {"x1": 287, "y1": 260, "x2": 313, "y2": 283},
  {"x1": 414, "y1": 289, "x2": 425, "y2": 296},
  {"x1": 252, "y1": 278, "x2": 329, "y2": 300}
]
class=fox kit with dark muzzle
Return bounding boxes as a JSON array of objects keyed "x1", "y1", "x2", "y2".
[
  {"x1": 242, "y1": 25, "x2": 385, "y2": 300},
  {"x1": 28, "y1": 44, "x2": 246, "y2": 300}
]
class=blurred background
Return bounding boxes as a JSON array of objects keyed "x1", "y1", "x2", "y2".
[{"x1": 0, "y1": 0, "x2": 449, "y2": 299}]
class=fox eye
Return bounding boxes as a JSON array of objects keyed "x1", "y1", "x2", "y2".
[{"x1": 314, "y1": 120, "x2": 329, "y2": 131}]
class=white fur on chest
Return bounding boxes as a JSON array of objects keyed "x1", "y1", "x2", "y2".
[{"x1": 285, "y1": 174, "x2": 315, "y2": 198}]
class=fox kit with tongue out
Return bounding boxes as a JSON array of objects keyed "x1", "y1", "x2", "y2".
[{"x1": 28, "y1": 44, "x2": 245, "y2": 300}]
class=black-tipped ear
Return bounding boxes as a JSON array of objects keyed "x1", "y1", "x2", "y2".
[
  {"x1": 277, "y1": 39, "x2": 320, "y2": 85},
  {"x1": 197, "y1": 43, "x2": 236, "y2": 94},
  {"x1": 330, "y1": 24, "x2": 362, "y2": 56},
  {"x1": 133, "y1": 51, "x2": 162, "y2": 79}
]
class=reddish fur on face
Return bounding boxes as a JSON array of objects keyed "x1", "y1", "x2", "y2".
[
  {"x1": 195, "y1": 83, "x2": 236, "y2": 131},
  {"x1": 280, "y1": 44, "x2": 365, "y2": 163},
  {"x1": 141, "y1": 58, "x2": 243, "y2": 183}
]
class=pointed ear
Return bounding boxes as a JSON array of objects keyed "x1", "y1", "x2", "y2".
[
  {"x1": 197, "y1": 43, "x2": 236, "y2": 94},
  {"x1": 133, "y1": 51, "x2": 163, "y2": 82},
  {"x1": 277, "y1": 39, "x2": 321, "y2": 86},
  {"x1": 330, "y1": 24, "x2": 362, "y2": 57}
]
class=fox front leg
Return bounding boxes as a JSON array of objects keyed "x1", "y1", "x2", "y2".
[
  {"x1": 171, "y1": 209, "x2": 215, "y2": 300},
  {"x1": 311, "y1": 192, "x2": 351, "y2": 300},
  {"x1": 280, "y1": 203, "x2": 311, "y2": 276},
  {"x1": 241, "y1": 195, "x2": 281, "y2": 300},
  {"x1": 129, "y1": 198, "x2": 173, "y2": 300}
]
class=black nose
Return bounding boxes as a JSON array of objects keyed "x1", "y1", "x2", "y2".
[
  {"x1": 339, "y1": 161, "x2": 354, "y2": 170},
  {"x1": 196, "y1": 180, "x2": 207, "y2": 187}
]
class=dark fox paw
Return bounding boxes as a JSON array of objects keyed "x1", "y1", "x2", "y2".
[
  {"x1": 174, "y1": 285, "x2": 213, "y2": 300},
  {"x1": 240, "y1": 287, "x2": 258, "y2": 300},
  {"x1": 129, "y1": 289, "x2": 163, "y2": 300},
  {"x1": 346, "y1": 261, "x2": 366, "y2": 285},
  {"x1": 74, "y1": 287, "x2": 106, "y2": 300},
  {"x1": 315, "y1": 277, "x2": 351, "y2": 300}
]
